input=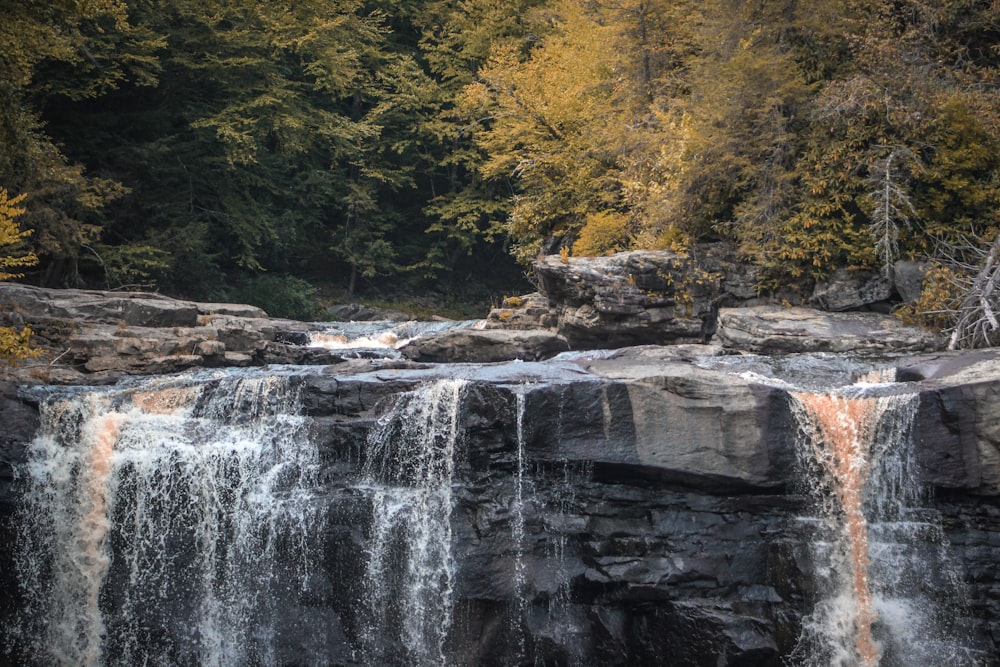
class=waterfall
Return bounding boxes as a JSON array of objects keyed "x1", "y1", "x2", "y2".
[
  {"x1": 11, "y1": 372, "x2": 324, "y2": 666},
  {"x1": 361, "y1": 378, "x2": 467, "y2": 666},
  {"x1": 790, "y1": 370, "x2": 974, "y2": 666},
  {"x1": 510, "y1": 388, "x2": 530, "y2": 662}
]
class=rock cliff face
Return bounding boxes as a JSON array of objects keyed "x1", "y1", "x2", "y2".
[
  {"x1": 1, "y1": 345, "x2": 999, "y2": 665},
  {"x1": 488, "y1": 248, "x2": 941, "y2": 353}
]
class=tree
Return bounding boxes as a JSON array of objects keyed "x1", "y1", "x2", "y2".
[
  {"x1": 0, "y1": 0, "x2": 160, "y2": 286},
  {"x1": 0, "y1": 189, "x2": 40, "y2": 363},
  {"x1": 467, "y1": 0, "x2": 633, "y2": 260}
]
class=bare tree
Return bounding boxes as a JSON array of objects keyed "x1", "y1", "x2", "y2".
[
  {"x1": 928, "y1": 233, "x2": 1000, "y2": 350},
  {"x1": 865, "y1": 147, "x2": 921, "y2": 276}
]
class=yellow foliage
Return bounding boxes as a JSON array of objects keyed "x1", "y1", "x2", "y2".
[
  {"x1": 0, "y1": 188, "x2": 37, "y2": 281},
  {"x1": 572, "y1": 211, "x2": 632, "y2": 256},
  {"x1": 897, "y1": 265, "x2": 962, "y2": 330},
  {"x1": 636, "y1": 223, "x2": 691, "y2": 254},
  {"x1": 0, "y1": 326, "x2": 40, "y2": 365},
  {"x1": 0, "y1": 188, "x2": 40, "y2": 363},
  {"x1": 502, "y1": 295, "x2": 523, "y2": 308}
]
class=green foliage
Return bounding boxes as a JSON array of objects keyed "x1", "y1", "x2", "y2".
[{"x1": 229, "y1": 274, "x2": 323, "y2": 321}]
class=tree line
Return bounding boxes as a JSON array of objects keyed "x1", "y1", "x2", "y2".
[{"x1": 2, "y1": 0, "x2": 999, "y2": 339}]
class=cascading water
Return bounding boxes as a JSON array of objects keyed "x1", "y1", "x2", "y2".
[
  {"x1": 10, "y1": 372, "x2": 325, "y2": 666},
  {"x1": 789, "y1": 370, "x2": 976, "y2": 666},
  {"x1": 510, "y1": 387, "x2": 530, "y2": 662},
  {"x1": 360, "y1": 378, "x2": 467, "y2": 666}
]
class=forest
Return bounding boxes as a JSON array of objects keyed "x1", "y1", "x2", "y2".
[{"x1": 1, "y1": 0, "x2": 999, "y2": 327}]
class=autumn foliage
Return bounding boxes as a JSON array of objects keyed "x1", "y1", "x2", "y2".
[
  {"x1": 0, "y1": 188, "x2": 39, "y2": 362},
  {"x1": 0, "y1": 0, "x2": 999, "y2": 340}
]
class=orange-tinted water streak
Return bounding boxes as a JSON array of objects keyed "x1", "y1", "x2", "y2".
[
  {"x1": 78, "y1": 410, "x2": 124, "y2": 667},
  {"x1": 793, "y1": 391, "x2": 886, "y2": 667}
]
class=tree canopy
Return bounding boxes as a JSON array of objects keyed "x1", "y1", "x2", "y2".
[{"x1": 1, "y1": 0, "x2": 998, "y2": 334}]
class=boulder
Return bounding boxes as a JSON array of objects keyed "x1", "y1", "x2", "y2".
[
  {"x1": 893, "y1": 260, "x2": 930, "y2": 304},
  {"x1": 399, "y1": 329, "x2": 570, "y2": 363},
  {"x1": 809, "y1": 268, "x2": 895, "y2": 311},
  {"x1": 715, "y1": 305, "x2": 942, "y2": 354},
  {"x1": 534, "y1": 250, "x2": 720, "y2": 348}
]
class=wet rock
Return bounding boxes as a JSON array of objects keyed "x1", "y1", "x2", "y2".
[
  {"x1": 901, "y1": 350, "x2": 1000, "y2": 496},
  {"x1": 715, "y1": 305, "x2": 942, "y2": 354},
  {"x1": 2, "y1": 342, "x2": 1000, "y2": 664}
]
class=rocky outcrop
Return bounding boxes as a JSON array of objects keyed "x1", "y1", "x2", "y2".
[
  {"x1": 715, "y1": 305, "x2": 942, "y2": 354},
  {"x1": 492, "y1": 247, "x2": 936, "y2": 352},
  {"x1": 0, "y1": 282, "x2": 334, "y2": 384},
  {"x1": 485, "y1": 292, "x2": 557, "y2": 330},
  {"x1": 532, "y1": 250, "x2": 721, "y2": 348},
  {"x1": 809, "y1": 268, "x2": 895, "y2": 312}
]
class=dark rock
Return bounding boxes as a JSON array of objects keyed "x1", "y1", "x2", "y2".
[
  {"x1": 399, "y1": 328, "x2": 570, "y2": 363},
  {"x1": 893, "y1": 260, "x2": 930, "y2": 304},
  {"x1": 809, "y1": 268, "x2": 895, "y2": 311},
  {"x1": 2, "y1": 344, "x2": 1000, "y2": 665},
  {"x1": 324, "y1": 303, "x2": 413, "y2": 321}
]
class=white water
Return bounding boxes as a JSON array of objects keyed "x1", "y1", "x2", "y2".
[
  {"x1": 361, "y1": 379, "x2": 467, "y2": 666},
  {"x1": 307, "y1": 319, "x2": 485, "y2": 355},
  {"x1": 510, "y1": 388, "x2": 529, "y2": 661},
  {"x1": 12, "y1": 373, "x2": 323, "y2": 666},
  {"x1": 790, "y1": 372, "x2": 975, "y2": 666}
]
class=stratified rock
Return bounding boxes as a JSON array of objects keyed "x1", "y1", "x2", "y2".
[
  {"x1": 809, "y1": 268, "x2": 894, "y2": 311},
  {"x1": 715, "y1": 305, "x2": 942, "y2": 354},
  {"x1": 2, "y1": 348, "x2": 1000, "y2": 664},
  {"x1": 0, "y1": 282, "x2": 201, "y2": 327},
  {"x1": 534, "y1": 250, "x2": 720, "y2": 348},
  {"x1": 399, "y1": 328, "x2": 570, "y2": 363},
  {"x1": 898, "y1": 349, "x2": 1000, "y2": 496},
  {"x1": 552, "y1": 347, "x2": 793, "y2": 489},
  {"x1": 196, "y1": 302, "x2": 269, "y2": 319}
]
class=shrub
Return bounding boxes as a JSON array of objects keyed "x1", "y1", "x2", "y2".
[{"x1": 230, "y1": 274, "x2": 323, "y2": 321}]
